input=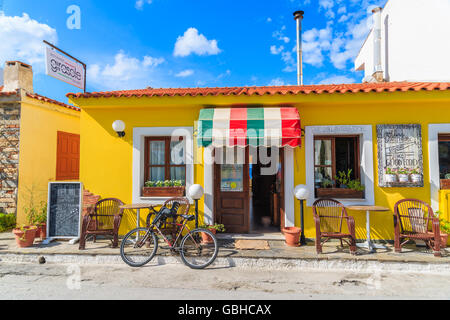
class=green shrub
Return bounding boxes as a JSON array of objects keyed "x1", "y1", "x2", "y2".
[{"x1": 0, "y1": 213, "x2": 16, "y2": 232}]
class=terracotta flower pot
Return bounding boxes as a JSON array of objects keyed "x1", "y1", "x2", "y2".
[
  {"x1": 37, "y1": 223, "x2": 47, "y2": 240},
  {"x1": 13, "y1": 227, "x2": 37, "y2": 248},
  {"x1": 440, "y1": 233, "x2": 448, "y2": 249},
  {"x1": 282, "y1": 227, "x2": 301, "y2": 247},
  {"x1": 201, "y1": 228, "x2": 216, "y2": 244}
]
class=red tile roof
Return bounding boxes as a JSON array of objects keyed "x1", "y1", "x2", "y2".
[
  {"x1": 26, "y1": 93, "x2": 80, "y2": 111},
  {"x1": 0, "y1": 87, "x2": 19, "y2": 97},
  {"x1": 67, "y1": 82, "x2": 450, "y2": 99}
]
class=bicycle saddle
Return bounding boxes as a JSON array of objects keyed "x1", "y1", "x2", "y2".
[{"x1": 180, "y1": 215, "x2": 195, "y2": 221}]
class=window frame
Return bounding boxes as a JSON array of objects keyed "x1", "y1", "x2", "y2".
[
  {"x1": 144, "y1": 136, "x2": 186, "y2": 184},
  {"x1": 305, "y1": 125, "x2": 375, "y2": 207},
  {"x1": 314, "y1": 135, "x2": 361, "y2": 188}
]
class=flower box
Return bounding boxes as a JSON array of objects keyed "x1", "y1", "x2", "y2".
[
  {"x1": 316, "y1": 188, "x2": 364, "y2": 199},
  {"x1": 142, "y1": 186, "x2": 186, "y2": 197},
  {"x1": 441, "y1": 179, "x2": 450, "y2": 190}
]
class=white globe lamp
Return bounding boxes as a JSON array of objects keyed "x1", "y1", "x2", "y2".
[
  {"x1": 294, "y1": 184, "x2": 310, "y2": 245},
  {"x1": 112, "y1": 120, "x2": 126, "y2": 137},
  {"x1": 188, "y1": 184, "x2": 205, "y2": 228}
]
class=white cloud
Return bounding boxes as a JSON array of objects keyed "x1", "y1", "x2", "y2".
[
  {"x1": 268, "y1": 78, "x2": 287, "y2": 86},
  {"x1": 270, "y1": 45, "x2": 284, "y2": 55},
  {"x1": 0, "y1": 13, "x2": 57, "y2": 72},
  {"x1": 273, "y1": 26, "x2": 290, "y2": 44},
  {"x1": 302, "y1": 23, "x2": 333, "y2": 67},
  {"x1": 88, "y1": 50, "x2": 165, "y2": 90},
  {"x1": 174, "y1": 28, "x2": 221, "y2": 57},
  {"x1": 175, "y1": 69, "x2": 194, "y2": 77},
  {"x1": 318, "y1": 74, "x2": 356, "y2": 84},
  {"x1": 266, "y1": 17, "x2": 272, "y2": 23},
  {"x1": 135, "y1": 0, "x2": 152, "y2": 10}
]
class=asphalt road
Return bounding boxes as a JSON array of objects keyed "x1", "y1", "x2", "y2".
[{"x1": 0, "y1": 262, "x2": 449, "y2": 300}]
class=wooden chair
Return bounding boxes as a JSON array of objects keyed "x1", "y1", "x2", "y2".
[
  {"x1": 312, "y1": 199, "x2": 357, "y2": 255},
  {"x1": 79, "y1": 198, "x2": 124, "y2": 250},
  {"x1": 394, "y1": 199, "x2": 441, "y2": 257}
]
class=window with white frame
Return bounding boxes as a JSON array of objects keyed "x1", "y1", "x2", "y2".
[
  {"x1": 132, "y1": 127, "x2": 194, "y2": 204},
  {"x1": 305, "y1": 125, "x2": 375, "y2": 207}
]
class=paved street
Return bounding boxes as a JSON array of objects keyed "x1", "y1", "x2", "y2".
[{"x1": 0, "y1": 262, "x2": 449, "y2": 300}]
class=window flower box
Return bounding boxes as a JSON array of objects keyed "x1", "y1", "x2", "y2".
[
  {"x1": 316, "y1": 188, "x2": 364, "y2": 199},
  {"x1": 142, "y1": 186, "x2": 186, "y2": 197},
  {"x1": 441, "y1": 179, "x2": 450, "y2": 190}
]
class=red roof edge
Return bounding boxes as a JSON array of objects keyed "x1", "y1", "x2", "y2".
[{"x1": 66, "y1": 82, "x2": 450, "y2": 100}]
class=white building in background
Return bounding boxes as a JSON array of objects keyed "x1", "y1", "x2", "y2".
[{"x1": 355, "y1": 0, "x2": 450, "y2": 83}]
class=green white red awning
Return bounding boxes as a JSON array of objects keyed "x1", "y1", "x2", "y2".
[{"x1": 197, "y1": 107, "x2": 302, "y2": 148}]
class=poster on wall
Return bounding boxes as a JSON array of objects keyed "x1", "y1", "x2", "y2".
[{"x1": 377, "y1": 124, "x2": 424, "y2": 188}]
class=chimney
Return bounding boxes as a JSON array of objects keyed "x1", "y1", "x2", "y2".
[
  {"x1": 294, "y1": 10, "x2": 304, "y2": 86},
  {"x1": 372, "y1": 7, "x2": 384, "y2": 82},
  {"x1": 2, "y1": 61, "x2": 34, "y2": 93}
]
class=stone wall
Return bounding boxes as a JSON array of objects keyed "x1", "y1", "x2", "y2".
[{"x1": 0, "y1": 102, "x2": 21, "y2": 214}]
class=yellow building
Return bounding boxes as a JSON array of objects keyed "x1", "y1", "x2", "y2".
[
  {"x1": 0, "y1": 61, "x2": 80, "y2": 225},
  {"x1": 67, "y1": 82, "x2": 450, "y2": 243}
]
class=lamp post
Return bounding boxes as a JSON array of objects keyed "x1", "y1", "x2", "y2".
[
  {"x1": 188, "y1": 184, "x2": 204, "y2": 229},
  {"x1": 294, "y1": 185, "x2": 310, "y2": 246}
]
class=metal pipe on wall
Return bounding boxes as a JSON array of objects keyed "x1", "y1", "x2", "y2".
[{"x1": 294, "y1": 11, "x2": 304, "y2": 86}]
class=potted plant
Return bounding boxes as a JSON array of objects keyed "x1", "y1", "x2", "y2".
[
  {"x1": 13, "y1": 225, "x2": 37, "y2": 248},
  {"x1": 435, "y1": 211, "x2": 449, "y2": 248},
  {"x1": 397, "y1": 168, "x2": 410, "y2": 183},
  {"x1": 34, "y1": 202, "x2": 48, "y2": 240},
  {"x1": 199, "y1": 224, "x2": 225, "y2": 243},
  {"x1": 385, "y1": 168, "x2": 398, "y2": 183},
  {"x1": 316, "y1": 170, "x2": 365, "y2": 199},
  {"x1": 281, "y1": 227, "x2": 301, "y2": 247},
  {"x1": 410, "y1": 168, "x2": 423, "y2": 184},
  {"x1": 142, "y1": 180, "x2": 186, "y2": 197},
  {"x1": 440, "y1": 174, "x2": 450, "y2": 190},
  {"x1": 25, "y1": 201, "x2": 47, "y2": 240}
]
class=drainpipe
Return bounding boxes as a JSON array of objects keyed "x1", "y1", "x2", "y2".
[
  {"x1": 372, "y1": 7, "x2": 384, "y2": 82},
  {"x1": 294, "y1": 11, "x2": 304, "y2": 86}
]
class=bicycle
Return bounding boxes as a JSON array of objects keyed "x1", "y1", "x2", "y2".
[{"x1": 120, "y1": 202, "x2": 219, "y2": 269}]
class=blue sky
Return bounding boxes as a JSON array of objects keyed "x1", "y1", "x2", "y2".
[{"x1": 0, "y1": 0, "x2": 386, "y2": 103}]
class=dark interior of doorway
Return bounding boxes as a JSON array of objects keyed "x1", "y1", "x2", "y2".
[{"x1": 250, "y1": 148, "x2": 281, "y2": 233}]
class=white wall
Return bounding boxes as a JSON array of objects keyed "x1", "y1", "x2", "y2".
[{"x1": 355, "y1": 0, "x2": 450, "y2": 82}]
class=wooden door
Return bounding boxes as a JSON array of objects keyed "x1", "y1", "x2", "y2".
[
  {"x1": 214, "y1": 148, "x2": 250, "y2": 234},
  {"x1": 56, "y1": 131, "x2": 80, "y2": 181}
]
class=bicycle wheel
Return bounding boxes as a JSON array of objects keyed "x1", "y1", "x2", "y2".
[
  {"x1": 180, "y1": 229, "x2": 218, "y2": 269},
  {"x1": 120, "y1": 228, "x2": 158, "y2": 267}
]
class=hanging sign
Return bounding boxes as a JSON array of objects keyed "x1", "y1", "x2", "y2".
[
  {"x1": 377, "y1": 124, "x2": 424, "y2": 187},
  {"x1": 45, "y1": 46, "x2": 85, "y2": 90}
]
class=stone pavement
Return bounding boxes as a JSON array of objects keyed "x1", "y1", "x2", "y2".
[{"x1": 1, "y1": 232, "x2": 449, "y2": 273}]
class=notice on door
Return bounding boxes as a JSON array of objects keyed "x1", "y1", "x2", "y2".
[{"x1": 221, "y1": 165, "x2": 244, "y2": 192}]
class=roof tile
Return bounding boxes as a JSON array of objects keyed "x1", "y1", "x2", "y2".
[{"x1": 67, "y1": 82, "x2": 450, "y2": 100}]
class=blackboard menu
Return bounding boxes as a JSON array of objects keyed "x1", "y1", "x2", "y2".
[
  {"x1": 48, "y1": 182, "x2": 83, "y2": 238},
  {"x1": 377, "y1": 124, "x2": 424, "y2": 188}
]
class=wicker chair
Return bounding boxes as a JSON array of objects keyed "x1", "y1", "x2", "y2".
[
  {"x1": 312, "y1": 199, "x2": 357, "y2": 255},
  {"x1": 79, "y1": 198, "x2": 124, "y2": 250},
  {"x1": 394, "y1": 199, "x2": 442, "y2": 257}
]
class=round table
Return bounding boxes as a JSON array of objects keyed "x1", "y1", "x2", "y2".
[
  {"x1": 347, "y1": 205, "x2": 390, "y2": 253},
  {"x1": 120, "y1": 203, "x2": 159, "y2": 230}
]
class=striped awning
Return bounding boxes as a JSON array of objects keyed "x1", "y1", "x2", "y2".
[{"x1": 197, "y1": 107, "x2": 302, "y2": 148}]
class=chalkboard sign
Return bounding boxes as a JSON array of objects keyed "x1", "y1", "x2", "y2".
[
  {"x1": 377, "y1": 124, "x2": 424, "y2": 188},
  {"x1": 47, "y1": 182, "x2": 83, "y2": 240}
]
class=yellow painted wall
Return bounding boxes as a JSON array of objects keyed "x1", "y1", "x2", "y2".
[
  {"x1": 70, "y1": 90, "x2": 450, "y2": 238},
  {"x1": 16, "y1": 97, "x2": 80, "y2": 225}
]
